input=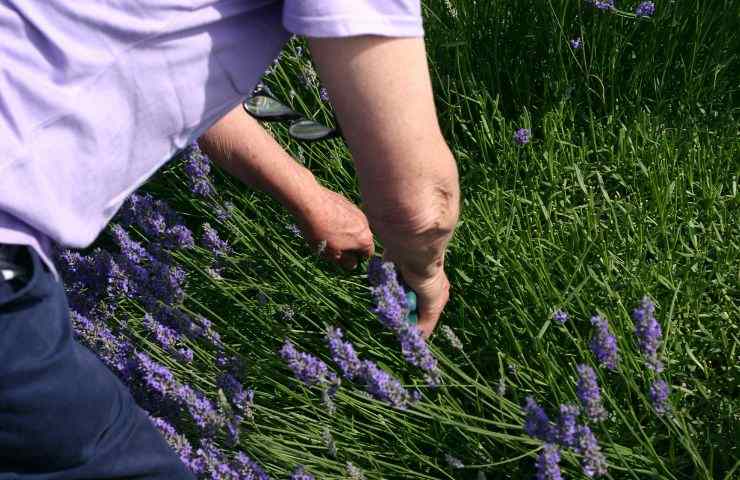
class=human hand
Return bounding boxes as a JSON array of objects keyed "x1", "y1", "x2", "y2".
[{"x1": 296, "y1": 185, "x2": 374, "y2": 270}]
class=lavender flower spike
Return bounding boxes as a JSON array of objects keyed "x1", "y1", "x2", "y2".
[
  {"x1": 553, "y1": 309, "x2": 569, "y2": 324},
  {"x1": 569, "y1": 37, "x2": 583, "y2": 49},
  {"x1": 233, "y1": 451, "x2": 271, "y2": 480},
  {"x1": 280, "y1": 340, "x2": 340, "y2": 393},
  {"x1": 635, "y1": 1, "x2": 656, "y2": 17},
  {"x1": 556, "y1": 404, "x2": 579, "y2": 447},
  {"x1": 575, "y1": 425, "x2": 608, "y2": 477},
  {"x1": 589, "y1": 0, "x2": 614, "y2": 11},
  {"x1": 290, "y1": 465, "x2": 315, "y2": 480},
  {"x1": 535, "y1": 443, "x2": 563, "y2": 480},
  {"x1": 576, "y1": 364, "x2": 608, "y2": 422},
  {"x1": 326, "y1": 327, "x2": 363, "y2": 380},
  {"x1": 632, "y1": 296, "x2": 664, "y2": 372},
  {"x1": 589, "y1": 315, "x2": 619, "y2": 370},
  {"x1": 523, "y1": 397, "x2": 554, "y2": 442},
  {"x1": 513, "y1": 128, "x2": 530, "y2": 145},
  {"x1": 650, "y1": 379, "x2": 670, "y2": 415}
]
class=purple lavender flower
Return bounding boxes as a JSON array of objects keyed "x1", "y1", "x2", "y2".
[
  {"x1": 535, "y1": 443, "x2": 563, "y2": 480},
  {"x1": 553, "y1": 309, "x2": 569, "y2": 324},
  {"x1": 556, "y1": 404, "x2": 579, "y2": 447},
  {"x1": 143, "y1": 313, "x2": 181, "y2": 351},
  {"x1": 191, "y1": 439, "x2": 238, "y2": 479},
  {"x1": 632, "y1": 297, "x2": 664, "y2": 372},
  {"x1": 575, "y1": 425, "x2": 608, "y2": 477},
  {"x1": 290, "y1": 466, "x2": 315, "y2": 480},
  {"x1": 397, "y1": 324, "x2": 441, "y2": 386},
  {"x1": 513, "y1": 128, "x2": 530, "y2": 145},
  {"x1": 280, "y1": 340, "x2": 340, "y2": 394},
  {"x1": 635, "y1": 1, "x2": 655, "y2": 17},
  {"x1": 218, "y1": 373, "x2": 255, "y2": 419},
  {"x1": 360, "y1": 359, "x2": 416, "y2": 410},
  {"x1": 233, "y1": 451, "x2": 271, "y2": 480},
  {"x1": 183, "y1": 144, "x2": 215, "y2": 197},
  {"x1": 201, "y1": 223, "x2": 232, "y2": 257},
  {"x1": 319, "y1": 86, "x2": 330, "y2": 103},
  {"x1": 523, "y1": 397, "x2": 555, "y2": 442},
  {"x1": 576, "y1": 364, "x2": 608, "y2": 422},
  {"x1": 215, "y1": 201, "x2": 235, "y2": 223},
  {"x1": 589, "y1": 315, "x2": 619, "y2": 370},
  {"x1": 71, "y1": 310, "x2": 136, "y2": 381},
  {"x1": 326, "y1": 327, "x2": 363, "y2": 380},
  {"x1": 570, "y1": 37, "x2": 583, "y2": 49},
  {"x1": 149, "y1": 416, "x2": 196, "y2": 471},
  {"x1": 650, "y1": 379, "x2": 670, "y2": 415},
  {"x1": 589, "y1": 0, "x2": 615, "y2": 10}
]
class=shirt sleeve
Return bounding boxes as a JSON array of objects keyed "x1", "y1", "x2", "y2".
[{"x1": 282, "y1": 0, "x2": 423, "y2": 38}]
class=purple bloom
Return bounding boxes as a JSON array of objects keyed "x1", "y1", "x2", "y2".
[
  {"x1": 535, "y1": 443, "x2": 563, "y2": 480},
  {"x1": 183, "y1": 144, "x2": 215, "y2": 197},
  {"x1": 191, "y1": 439, "x2": 238, "y2": 479},
  {"x1": 513, "y1": 128, "x2": 530, "y2": 145},
  {"x1": 523, "y1": 397, "x2": 555, "y2": 442},
  {"x1": 326, "y1": 327, "x2": 363, "y2": 380},
  {"x1": 589, "y1": 0, "x2": 615, "y2": 10},
  {"x1": 319, "y1": 86, "x2": 330, "y2": 103},
  {"x1": 650, "y1": 379, "x2": 670, "y2": 415},
  {"x1": 575, "y1": 425, "x2": 608, "y2": 477},
  {"x1": 360, "y1": 359, "x2": 416, "y2": 410},
  {"x1": 589, "y1": 315, "x2": 619, "y2": 370},
  {"x1": 556, "y1": 404, "x2": 579, "y2": 447},
  {"x1": 233, "y1": 452, "x2": 271, "y2": 480},
  {"x1": 635, "y1": 1, "x2": 655, "y2": 17},
  {"x1": 143, "y1": 313, "x2": 181, "y2": 351},
  {"x1": 149, "y1": 416, "x2": 196, "y2": 471},
  {"x1": 632, "y1": 297, "x2": 664, "y2": 372},
  {"x1": 202, "y1": 223, "x2": 232, "y2": 257},
  {"x1": 218, "y1": 373, "x2": 255, "y2": 419},
  {"x1": 290, "y1": 466, "x2": 314, "y2": 480},
  {"x1": 576, "y1": 364, "x2": 608, "y2": 422},
  {"x1": 553, "y1": 309, "x2": 569, "y2": 324},
  {"x1": 71, "y1": 310, "x2": 136, "y2": 381},
  {"x1": 570, "y1": 37, "x2": 583, "y2": 49},
  {"x1": 397, "y1": 324, "x2": 441, "y2": 386},
  {"x1": 280, "y1": 340, "x2": 340, "y2": 394}
]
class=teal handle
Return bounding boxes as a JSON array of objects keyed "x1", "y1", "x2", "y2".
[{"x1": 405, "y1": 291, "x2": 418, "y2": 324}]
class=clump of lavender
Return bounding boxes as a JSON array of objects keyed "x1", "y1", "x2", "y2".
[
  {"x1": 576, "y1": 364, "x2": 608, "y2": 422},
  {"x1": 513, "y1": 128, "x2": 531, "y2": 145},
  {"x1": 589, "y1": 315, "x2": 619, "y2": 370},
  {"x1": 218, "y1": 373, "x2": 255, "y2": 419},
  {"x1": 553, "y1": 309, "x2": 569, "y2": 324},
  {"x1": 368, "y1": 257, "x2": 441, "y2": 386},
  {"x1": 445, "y1": 453, "x2": 465, "y2": 469},
  {"x1": 290, "y1": 466, "x2": 314, "y2": 480},
  {"x1": 326, "y1": 327, "x2": 363, "y2": 379},
  {"x1": 440, "y1": 325, "x2": 464, "y2": 351},
  {"x1": 632, "y1": 297, "x2": 664, "y2": 372},
  {"x1": 523, "y1": 397, "x2": 555, "y2": 442},
  {"x1": 570, "y1": 37, "x2": 583, "y2": 49},
  {"x1": 183, "y1": 144, "x2": 215, "y2": 197},
  {"x1": 535, "y1": 443, "x2": 563, "y2": 480},
  {"x1": 280, "y1": 340, "x2": 340, "y2": 394},
  {"x1": 650, "y1": 379, "x2": 670, "y2": 415},
  {"x1": 635, "y1": 1, "x2": 655, "y2": 17},
  {"x1": 233, "y1": 452, "x2": 271, "y2": 480},
  {"x1": 556, "y1": 404, "x2": 579, "y2": 448},
  {"x1": 575, "y1": 425, "x2": 608, "y2": 477},
  {"x1": 201, "y1": 223, "x2": 232, "y2": 257}
]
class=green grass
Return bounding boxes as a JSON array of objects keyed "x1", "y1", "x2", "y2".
[{"x1": 97, "y1": 1, "x2": 739, "y2": 478}]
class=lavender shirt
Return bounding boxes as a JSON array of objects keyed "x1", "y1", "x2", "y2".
[{"x1": 0, "y1": 0, "x2": 422, "y2": 271}]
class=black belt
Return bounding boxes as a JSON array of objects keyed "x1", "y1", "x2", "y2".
[{"x1": 0, "y1": 245, "x2": 30, "y2": 283}]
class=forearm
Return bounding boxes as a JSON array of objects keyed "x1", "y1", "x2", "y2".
[
  {"x1": 198, "y1": 106, "x2": 318, "y2": 218},
  {"x1": 308, "y1": 36, "x2": 460, "y2": 276}
]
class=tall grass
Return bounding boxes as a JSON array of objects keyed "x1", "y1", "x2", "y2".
[{"x1": 80, "y1": 1, "x2": 738, "y2": 478}]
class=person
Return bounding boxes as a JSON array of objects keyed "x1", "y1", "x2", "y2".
[{"x1": 0, "y1": 0, "x2": 459, "y2": 477}]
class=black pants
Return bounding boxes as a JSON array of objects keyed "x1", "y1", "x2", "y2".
[{"x1": 0, "y1": 246, "x2": 194, "y2": 479}]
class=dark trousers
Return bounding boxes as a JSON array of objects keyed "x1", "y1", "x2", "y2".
[{"x1": 0, "y1": 246, "x2": 194, "y2": 479}]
